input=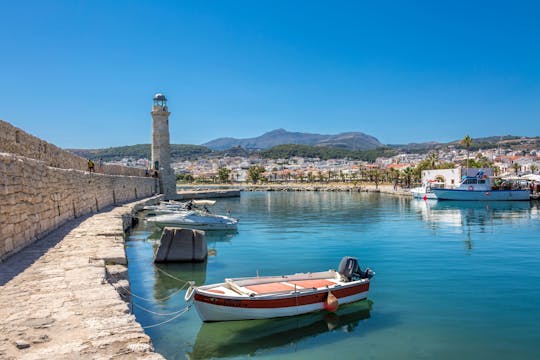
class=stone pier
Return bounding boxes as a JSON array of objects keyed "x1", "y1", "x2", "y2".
[{"x1": 0, "y1": 197, "x2": 165, "y2": 360}]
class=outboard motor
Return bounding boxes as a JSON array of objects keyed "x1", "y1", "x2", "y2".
[{"x1": 338, "y1": 256, "x2": 374, "y2": 281}]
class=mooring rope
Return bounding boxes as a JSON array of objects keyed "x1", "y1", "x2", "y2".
[
  {"x1": 132, "y1": 301, "x2": 191, "y2": 316},
  {"x1": 105, "y1": 263, "x2": 196, "y2": 328},
  {"x1": 152, "y1": 264, "x2": 192, "y2": 283},
  {"x1": 107, "y1": 270, "x2": 191, "y2": 302},
  {"x1": 141, "y1": 305, "x2": 192, "y2": 329}
]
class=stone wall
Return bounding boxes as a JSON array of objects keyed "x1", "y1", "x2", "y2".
[
  {"x1": 0, "y1": 120, "x2": 146, "y2": 177},
  {"x1": 0, "y1": 151, "x2": 157, "y2": 260}
]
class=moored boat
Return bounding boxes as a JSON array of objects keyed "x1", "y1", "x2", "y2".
[
  {"x1": 146, "y1": 210, "x2": 238, "y2": 230},
  {"x1": 431, "y1": 172, "x2": 530, "y2": 201},
  {"x1": 186, "y1": 256, "x2": 374, "y2": 322},
  {"x1": 410, "y1": 180, "x2": 445, "y2": 200}
]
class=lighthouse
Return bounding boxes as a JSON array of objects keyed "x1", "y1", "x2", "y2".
[{"x1": 151, "y1": 93, "x2": 176, "y2": 198}]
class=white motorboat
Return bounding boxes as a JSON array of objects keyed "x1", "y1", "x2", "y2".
[
  {"x1": 410, "y1": 180, "x2": 445, "y2": 200},
  {"x1": 186, "y1": 256, "x2": 374, "y2": 322},
  {"x1": 431, "y1": 171, "x2": 530, "y2": 201},
  {"x1": 146, "y1": 210, "x2": 238, "y2": 230}
]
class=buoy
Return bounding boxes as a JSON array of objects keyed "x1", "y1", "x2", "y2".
[
  {"x1": 324, "y1": 291, "x2": 339, "y2": 312},
  {"x1": 423, "y1": 194, "x2": 427, "y2": 201}
]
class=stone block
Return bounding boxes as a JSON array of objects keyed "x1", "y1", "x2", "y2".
[
  {"x1": 153, "y1": 228, "x2": 174, "y2": 262},
  {"x1": 166, "y1": 229, "x2": 193, "y2": 262},
  {"x1": 192, "y1": 230, "x2": 207, "y2": 261},
  {"x1": 154, "y1": 228, "x2": 207, "y2": 262}
]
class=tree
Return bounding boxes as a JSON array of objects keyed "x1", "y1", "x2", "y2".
[
  {"x1": 512, "y1": 162, "x2": 521, "y2": 175},
  {"x1": 176, "y1": 173, "x2": 194, "y2": 182},
  {"x1": 460, "y1": 135, "x2": 473, "y2": 174},
  {"x1": 467, "y1": 156, "x2": 493, "y2": 169},
  {"x1": 247, "y1": 166, "x2": 265, "y2": 184},
  {"x1": 402, "y1": 167, "x2": 415, "y2": 188},
  {"x1": 531, "y1": 164, "x2": 538, "y2": 174},
  {"x1": 427, "y1": 151, "x2": 439, "y2": 169},
  {"x1": 218, "y1": 167, "x2": 231, "y2": 183}
]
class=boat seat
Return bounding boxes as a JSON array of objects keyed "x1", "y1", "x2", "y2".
[
  {"x1": 245, "y1": 282, "x2": 296, "y2": 294},
  {"x1": 288, "y1": 279, "x2": 337, "y2": 289}
]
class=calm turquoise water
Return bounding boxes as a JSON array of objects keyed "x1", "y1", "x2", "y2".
[{"x1": 126, "y1": 192, "x2": 540, "y2": 359}]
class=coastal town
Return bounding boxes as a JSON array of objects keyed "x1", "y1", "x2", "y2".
[{"x1": 104, "y1": 140, "x2": 540, "y2": 185}]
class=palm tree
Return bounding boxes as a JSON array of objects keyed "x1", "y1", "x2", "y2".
[
  {"x1": 531, "y1": 164, "x2": 538, "y2": 174},
  {"x1": 460, "y1": 135, "x2": 473, "y2": 175},
  {"x1": 427, "y1": 151, "x2": 439, "y2": 170},
  {"x1": 403, "y1": 167, "x2": 414, "y2": 188},
  {"x1": 513, "y1": 162, "x2": 521, "y2": 175}
]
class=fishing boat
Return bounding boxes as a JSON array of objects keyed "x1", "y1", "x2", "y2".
[
  {"x1": 431, "y1": 171, "x2": 530, "y2": 201},
  {"x1": 185, "y1": 256, "x2": 374, "y2": 322}
]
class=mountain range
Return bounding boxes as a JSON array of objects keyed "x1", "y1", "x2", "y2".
[
  {"x1": 202, "y1": 129, "x2": 383, "y2": 151},
  {"x1": 68, "y1": 131, "x2": 538, "y2": 163}
]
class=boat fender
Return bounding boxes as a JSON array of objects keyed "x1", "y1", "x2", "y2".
[
  {"x1": 468, "y1": 186, "x2": 474, "y2": 191},
  {"x1": 324, "y1": 291, "x2": 339, "y2": 312},
  {"x1": 185, "y1": 281, "x2": 196, "y2": 302}
]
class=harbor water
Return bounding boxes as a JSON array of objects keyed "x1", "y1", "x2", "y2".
[{"x1": 126, "y1": 192, "x2": 540, "y2": 359}]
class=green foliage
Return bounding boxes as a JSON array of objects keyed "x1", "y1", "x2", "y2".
[
  {"x1": 260, "y1": 144, "x2": 397, "y2": 162},
  {"x1": 464, "y1": 155, "x2": 493, "y2": 169},
  {"x1": 247, "y1": 165, "x2": 266, "y2": 184},
  {"x1": 218, "y1": 167, "x2": 232, "y2": 183},
  {"x1": 70, "y1": 144, "x2": 212, "y2": 162},
  {"x1": 176, "y1": 173, "x2": 194, "y2": 182}
]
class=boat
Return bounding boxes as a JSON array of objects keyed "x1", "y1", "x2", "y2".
[
  {"x1": 143, "y1": 200, "x2": 218, "y2": 216},
  {"x1": 185, "y1": 256, "x2": 374, "y2": 322},
  {"x1": 146, "y1": 210, "x2": 238, "y2": 230},
  {"x1": 431, "y1": 171, "x2": 530, "y2": 201},
  {"x1": 410, "y1": 180, "x2": 445, "y2": 200}
]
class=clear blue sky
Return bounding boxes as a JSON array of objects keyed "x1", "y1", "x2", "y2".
[{"x1": 1, "y1": 0, "x2": 539, "y2": 149}]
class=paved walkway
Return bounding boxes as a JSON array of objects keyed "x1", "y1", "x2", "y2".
[{"x1": 0, "y1": 199, "x2": 164, "y2": 360}]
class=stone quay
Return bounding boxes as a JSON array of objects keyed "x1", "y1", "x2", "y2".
[{"x1": 0, "y1": 197, "x2": 165, "y2": 360}]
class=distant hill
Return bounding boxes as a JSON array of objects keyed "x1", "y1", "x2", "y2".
[
  {"x1": 69, "y1": 144, "x2": 212, "y2": 161},
  {"x1": 67, "y1": 134, "x2": 538, "y2": 162},
  {"x1": 391, "y1": 135, "x2": 538, "y2": 153},
  {"x1": 202, "y1": 129, "x2": 383, "y2": 151}
]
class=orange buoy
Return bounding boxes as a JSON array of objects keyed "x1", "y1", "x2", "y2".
[{"x1": 324, "y1": 291, "x2": 339, "y2": 312}]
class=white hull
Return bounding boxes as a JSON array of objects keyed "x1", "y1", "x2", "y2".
[
  {"x1": 194, "y1": 290, "x2": 369, "y2": 322},
  {"x1": 432, "y1": 189, "x2": 530, "y2": 201},
  {"x1": 147, "y1": 211, "x2": 238, "y2": 230},
  {"x1": 411, "y1": 189, "x2": 438, "y2": 199},
  {"x1": 149, "y1": 221, "x2": 237, "y2": 230}
]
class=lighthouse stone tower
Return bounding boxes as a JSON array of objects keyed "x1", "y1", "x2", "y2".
[{"x1": 151, "y1": 93, "x2": 177, "y2": 199}]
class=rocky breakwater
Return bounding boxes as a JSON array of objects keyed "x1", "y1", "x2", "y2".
[{"x1": 0, "y1": 197, "x2": 164, "y2": 360}]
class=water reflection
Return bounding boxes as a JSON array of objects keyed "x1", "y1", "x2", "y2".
[
  {"x1": 188, "y1": 300, "x2": 373, "y2": 359},
  {"x1": 411, "y1": 200, "x2": 535, "y2": 251},
  {"x1": 412, "y1": 200, "x2": 533, "y2": 228},
  {"x1": 153, "y1": 262, "x2": 207, "y2": 303}
]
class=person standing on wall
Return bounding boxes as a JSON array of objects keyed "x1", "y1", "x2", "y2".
[{"x1": 88, "y1": 159, "x2": 95, "y2": 173}]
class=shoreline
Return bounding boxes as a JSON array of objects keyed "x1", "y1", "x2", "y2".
[{"x1": 177, "y1": 182, "x2": 414, "y2": 197}]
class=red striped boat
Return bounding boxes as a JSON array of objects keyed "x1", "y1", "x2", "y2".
[{"x1": 185, "y1": 257, "x2": 374, "y2": 322}]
